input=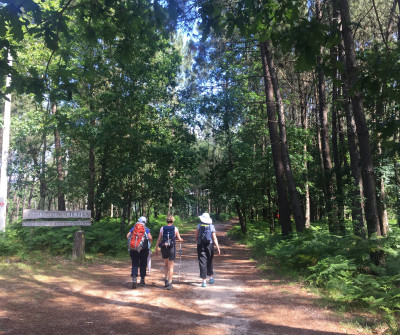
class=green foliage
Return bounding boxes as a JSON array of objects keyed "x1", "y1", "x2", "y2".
[
  {"x1": 0, "y1": 231, "x2": 22, "y2": 256},
  {"x1": 231, "y1": 220, "x2": 400, "y2": 326},
  {"x1": 0, "y1": 215, "x2": 195, "y2": 259},
  {"x1": 85, "y1": 219, "x2": 127, "y2": 256}
]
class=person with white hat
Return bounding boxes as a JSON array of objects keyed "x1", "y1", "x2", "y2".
[{"x1": 194, "y1": 213, "x2": 221, "y2": 287}]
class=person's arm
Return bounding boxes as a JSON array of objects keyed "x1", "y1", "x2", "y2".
[
  {"x1": 126, "y1": 231, "x2": 131, "y2": 239},
  {"x1": 175, "y1": 228, "x2": 184, "y2": 242},
  {"x1": 155, "y1": 230, "x2": 162, "y2": 256},
  {"x1": 212, "y1": 232, "x2": 220, "y2": 255},
  {"x1": 147, "y1": 232, "x2": 153, "y2": 243},
  {"x1": 194, "y1": 228, "x2": 199, "y2": 243}
]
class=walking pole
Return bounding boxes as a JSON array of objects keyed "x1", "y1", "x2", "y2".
[
  {"x1": 178, "y1": 242, "x2": 182, "y2": 283},
  {"x1": 147, "y1": 250, "x2": 152, "y2": 274}
]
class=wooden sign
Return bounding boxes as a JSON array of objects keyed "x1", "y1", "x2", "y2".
[{"x1": 22, "y1": 210, "x2": 91, "y2": 227}]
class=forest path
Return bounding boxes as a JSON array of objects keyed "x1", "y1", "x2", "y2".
[{"x1": 0, "y1": 221, "x2": 375, "y2": 335}]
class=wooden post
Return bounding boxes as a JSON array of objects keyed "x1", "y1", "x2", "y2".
[{"x1": 72, "y1": 230, "x2": 85, "y2": 260}]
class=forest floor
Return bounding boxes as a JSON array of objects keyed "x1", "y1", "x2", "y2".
[{"x1": 0, "y1": 220, "x2": 387, "y2": 335}]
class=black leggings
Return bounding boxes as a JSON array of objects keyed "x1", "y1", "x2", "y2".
[
  {"x1": 130, "y1": 249, "x2": 149, "y2": 278},
  {"x1": 197, "y1": 243, "x2": 214, "y2": 279}
]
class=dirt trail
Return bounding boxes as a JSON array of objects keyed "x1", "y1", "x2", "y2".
[{"x1": 0, "y1": 221, "x2": 375, "y2": 335}]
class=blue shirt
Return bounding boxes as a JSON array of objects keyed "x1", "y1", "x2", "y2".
[{"x1": 197, "y1": 223, "x2": 215, "y2": 244}]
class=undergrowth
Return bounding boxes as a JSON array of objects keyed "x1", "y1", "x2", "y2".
[
  {"x1": 228, "y1": 220, "x2": 400, "y2": 334},
  {"x1": 0, "y1": 214, "x2": 195, "y2": 260}
]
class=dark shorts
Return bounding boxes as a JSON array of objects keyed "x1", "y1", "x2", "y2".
[{"x1": 161, "y1": 244, "x2": 176, "y2": 261}]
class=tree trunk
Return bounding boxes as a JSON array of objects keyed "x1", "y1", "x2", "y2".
[
  {"x1": 260, "y1": 41, "x2": 292, "y2": 236},
  {"x1": 330, "y1": 0, "x2": 346, "y2": 235},
  {"x1": 386, "y1": 0, "x2": 399, "y2": 41},
  {"x1": 263, "y1": 40, "x2": 305, "y2": 233},
  {"x1": 27, "y1": 176, "x2": 36, "y2": 209},
  {"x1": 168, "y1": 167, "x2": 174, "y2": 215},
  {"x1": 395, "y1": 134, "x2": 400, "y2": 227},
  {"x1": 398, "y1": 0, "x2": 400, "y2": 37},
  {"x1": 316, "y1": 0, "x2": 338, "y2": 234},
  {"x1": 340, "y1": 0, "x2": 381, "y2": 237},
  {"x1": 376, "y1": 103, "x2": 388, "y2": 237},
  {"x1": 0, "y1": 53, "x2": 12, "y2": 232},
  {"x1": 51, "y1": 102, "x2": 66, "y2": 211},
  {"x1": 95, "y1": 146, "x2": 109, "y2": 222},
  {"x1": 87, "y1": 119, "x2": 96, "y2": 218},
  {"x1": 337, "y1": 38, "x2": 366, "y2": 237},
  {"x1": 38, "y1": 104, "x2": 47, "y2": 210},
  {"x1": 235, "y1": 200, "x2": 246, "y2": 234},
  {"x1": 298, "y1": 73, "x2": 311, "y2": 228}
]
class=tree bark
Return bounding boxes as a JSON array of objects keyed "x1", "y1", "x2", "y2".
[
  {"x1": 51, "y1": 102, "x2": 66, "y2": 211},
  {"x1": 38, "y1": 104, "x2": 47, "y2": 210},
  {"x1": 95, "y1": 146, "x2": 109, "y2": 222},
  {"x1": 337, "y1": 38, "x2": 366, "y2": 238},
  {"x1": 263, "y1": 40, "x2": 305, "y2": 233},
  {"x1": 260, "y1": 41, "x2": 292, "y2": 236},
  {"x1": 0, "y1": 53, "x2": 12, "y2": 232},
  {"x1": 87, "y1": 119, "x2": 95, "y2": 218},
  {"x1": 339, "y1": 0, "x2": 381, "y2": 237},
  {"x1": 316, "y1": 0, "x2": 338, "y2": 234},
  {"x1": 386, "y1": 0, "x2": 398, "y2": 41},
  {"x1": 376, "y1": 103, "x2": 388, "y2": 237},
  {"x1": 298, "y1": 73, "x2": 311, "y2": 228}
]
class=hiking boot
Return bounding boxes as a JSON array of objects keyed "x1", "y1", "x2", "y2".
[
  {"x1": 201, "y1": 282, "x2": 206, "y2": 288},
  {"x1": 166, "y1": 282, "x2": 173, "y2": 290},
  {"x1": 164, "y1": 279, "x2": 169, "y2": 287},
  {"x1": 132, "y1": 276, "x2": 137, "y2": 289},
  {"x1": 139, "y1": 278, "x2": 145, "y2": 287},
  {"x1": 209, "y1": 278, "x2": 215, "y2": 284}
]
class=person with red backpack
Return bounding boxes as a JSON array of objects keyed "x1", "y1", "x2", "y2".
[
  {"x1": 127, "y1": 216, "x2": 152, "y2": 289},
  {"x1": 195, "y1": 213, "x2": 221, "y2": 287},
  {"x1": 155, "y1": 215, "x2": 184, "y2": 290}
]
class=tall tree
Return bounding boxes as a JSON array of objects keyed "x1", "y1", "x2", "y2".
[
  {"x1": 316, "y1": 0, "x2": 339, "y2": 234},
  {"x1": 260, "y1": 42, "x2": 292, "y2": 236},
  {"x1": 263, "y1": 40, "x2": 305, "y2": 233},
  {"x1": 339, "y1": 0, "x2": 381, "y2": 237}
]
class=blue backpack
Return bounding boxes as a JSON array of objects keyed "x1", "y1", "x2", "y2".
[
  {"x1": 160, "y1": 225, "x2": 175, "y2": 248},
  {"x1": 199, "y1": 224, "x2": 213, "y2": 245}
]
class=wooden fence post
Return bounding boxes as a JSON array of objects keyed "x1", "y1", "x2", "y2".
[{"x1": 72, "y1": 230, "x2": 85, "y2": 260}]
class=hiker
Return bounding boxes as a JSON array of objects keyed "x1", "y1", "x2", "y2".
[
  {"x1": 195, "y1": 213, "x2": 221, "y2": 287},
  {"x1": 155, "y1": 215, "x2": 184, "y2": 290},
  {"x1": 127, "y1": 216, "x2": 152, "y2": 289}
]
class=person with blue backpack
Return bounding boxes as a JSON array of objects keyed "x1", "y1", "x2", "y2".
[
  {"x1": 155, "y1": 215, "x2": 184, "y2": 290},
  {"x1": 126, "y1": 216, "x2": 152, "y2": 289},
  {"x1": 195, "y1": 213, "x2": 221, "y2": 287}
]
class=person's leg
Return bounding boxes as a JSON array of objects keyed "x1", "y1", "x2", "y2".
[
  {"x1": 205, "y1": 244, "x2": 215, "y2": 283},
  {"x1": 168, "y1": 260, "x2": 175, "y2": 284},
  {"x1": 130, "y1": 250, "x2": 139, "y2": 289},
  {"x1": 139, "y1": 249, "x2": 149, "y2": 286},
  {"x1": 161, "y1": 247, "x2": 169, "y2": 286},
  {"x1": 197, "y1": 244, "x2": 207, "y2": 286},
  {"x1": 166, "y1": 245, "x2": 176, "y2": 289},
  {"x1": 164, "y1": 258, "x2": 169, "y2": 282}
]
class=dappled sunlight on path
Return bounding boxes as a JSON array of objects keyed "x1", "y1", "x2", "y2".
[{"x1": 0, "y1": 221, "x2": 374, "y2": 335}]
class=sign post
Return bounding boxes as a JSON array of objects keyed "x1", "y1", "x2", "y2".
[{"x1": 22, "y1": 209, "x2": 91, "y2": 259}]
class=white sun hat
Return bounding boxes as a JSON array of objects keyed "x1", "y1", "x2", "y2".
[
  {"x1": 199, "y1": 213, "x2": 212, "y2": 224},
  {"x1": 138, "y1": 216, "x2": 146, "y2": 224}
]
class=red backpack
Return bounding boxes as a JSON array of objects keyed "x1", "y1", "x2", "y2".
[{"x1": 129, "y1": 222, "x2": 148, "y2": 252}]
